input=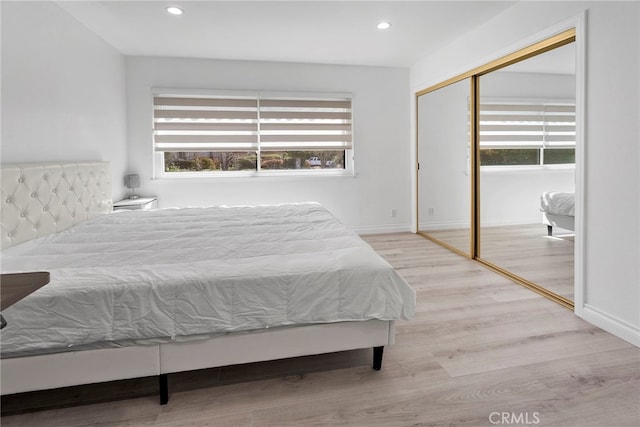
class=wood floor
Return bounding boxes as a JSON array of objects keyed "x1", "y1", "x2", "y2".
[{"x1": 2, "y1": 233, "x2": 638, "y2": 426}]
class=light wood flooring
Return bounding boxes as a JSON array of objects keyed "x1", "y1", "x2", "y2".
[
  {"x1": 2, "y1": 233, "x2": 638, "y2": 426},
  {"x1": 425, "y1": 223, "x2": 575, "y2": 299}
]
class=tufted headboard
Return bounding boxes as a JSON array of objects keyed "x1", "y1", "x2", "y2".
[{"x1": 1, "y1": 162, "x2": 112, "y2": 250}]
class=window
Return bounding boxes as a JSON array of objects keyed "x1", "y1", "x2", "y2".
[
  {"x1": 479, "y1": 100, "x2": 575, "y2": 167},
  {"x1": 153, "y1": 93, "x2": 352, "y2": 176}
]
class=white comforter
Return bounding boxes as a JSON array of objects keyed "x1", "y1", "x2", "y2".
[
  {"x1": 540, "y1": 192, "x2": 575, "y2": 216},
  {"x1": 1, "y1": 203, "x2": 415, "y2": 357}
]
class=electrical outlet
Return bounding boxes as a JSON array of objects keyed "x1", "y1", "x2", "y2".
[
  {"x1": 428, "y1": 207, "x2": 434, "y2": 216},
  {"x1": 390, "y1": 209, "x2": 398, "y2": 218}
]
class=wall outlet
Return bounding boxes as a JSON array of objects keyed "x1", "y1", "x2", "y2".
[
  {"x1": 390, "y1": 208, "x2": 398, "y2": 218},
  {"x1": 428, "y1": 207, "x2": 434, "y2": 216}
]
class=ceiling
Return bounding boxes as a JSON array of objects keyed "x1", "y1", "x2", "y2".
[{"x1": 56, "y1": 1, "x2": 517, "y2": 68}]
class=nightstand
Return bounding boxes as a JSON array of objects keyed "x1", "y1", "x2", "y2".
[
  {"x1": 113, "y1": 197, "x2": 158, "y2": 211},
  {"x1": 1, "y1": 271, "x2": 51, "y2": 329}
]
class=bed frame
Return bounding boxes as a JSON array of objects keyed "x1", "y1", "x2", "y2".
[
  {"x1": 0, "y1": 162, "x2": 394, "y2": 404},
  {"x1": 542, "y1": 212, "x2": 575, "y2": 236}
]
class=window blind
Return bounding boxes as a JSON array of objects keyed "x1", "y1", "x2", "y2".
[
  {"x1": 153, "y1": 95, "x2": 352, "y2": 153},
  {"x1": 479, "y1": 102, "x2": 575, "y2": 149},
  {"x1": 153, "y1": 97, "x2": 259, "y2": 152},
  {"x1": 259, "y1": 99, "x2": 352, "y2": 151}
]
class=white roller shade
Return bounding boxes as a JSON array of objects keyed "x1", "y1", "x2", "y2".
[
  {"x1": 153, "y1": 95, "x2": 352, "y2": 153},
  {"x1": 479, "y1": 101, "x2": 575, "y2": 149},
  {"x1": 259, "y1": 99, "x2": 352, "y2": 151},
  {"x1": 153, "y1": 96, "x2": 259, "y2": 152}
]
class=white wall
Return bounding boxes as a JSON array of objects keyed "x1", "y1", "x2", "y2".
[
  {"x1": 480, "y1": 169, "x2": 574, "y2": 227},
  {"x1": 410, "y1": 1, "x2": 640, "y2": 345},
  {"x1": 1, "y1": 1, "x2": 129, "y2": 200},
  {"x1": 417, "y1": 77, "x2": 471, "y2": 230},
  {"x1": 126, "y1": 57, "x2": 410, "y2": 232}
]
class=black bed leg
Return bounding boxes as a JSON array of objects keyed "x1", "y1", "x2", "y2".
[
  {"x1": 159, "y1": 374, "x2": 169, "y2": 405},
  {"x1": 547, "y1": 225, "x2": 553, "y2": 236},
  {"x1": 373, "y1": 346, "x2": 384, "y2": 371}
]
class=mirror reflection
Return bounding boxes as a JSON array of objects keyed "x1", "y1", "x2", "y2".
[
  {"x1": 478, "y1": 42, "x2": 576, "y2": 300},
  {"x1": 417, "y1": 78, "x2": 472, "y2": 256}
]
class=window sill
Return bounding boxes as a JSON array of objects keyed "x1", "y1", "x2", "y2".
[
  {"x1": 153, "y1": 169, "x2": 355, "y2": 183},
  {"x1": 480, "y1": 164, "x2": 575, "y2": 173}
]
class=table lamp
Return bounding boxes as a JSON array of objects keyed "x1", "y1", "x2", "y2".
[{"x1": 124, "y1": 174, "x2": 140, "y2": 199}]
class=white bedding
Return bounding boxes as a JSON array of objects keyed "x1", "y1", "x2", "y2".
[
  {"x1": 1, "y1": 203, "x2": 415, "y2": 358},
  {"x1": 540, "y1": 192, "x2": 575, "y2": 217}
]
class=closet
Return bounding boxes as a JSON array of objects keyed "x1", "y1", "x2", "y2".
[{"x1": 416, "y1": 29, "x2": 578, "y2": 308}]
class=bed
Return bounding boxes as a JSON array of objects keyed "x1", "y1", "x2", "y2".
[
  {"x1": 540, "y1": 191, "x2": 575, "y2": 236},
  {"x1": 0, "y1": 162, "x2": 416, "y2": 404}
]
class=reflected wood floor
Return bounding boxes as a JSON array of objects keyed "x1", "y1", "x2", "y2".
[
  {"x1": 426, "y1": 223, "x2": 574, "y2": 299},
  {"x1": 2, "y1": 233, "x2": 638, "y2": 426},
  {"x1": 479, "y1": 224, "x2": 574, "y2": 300}
]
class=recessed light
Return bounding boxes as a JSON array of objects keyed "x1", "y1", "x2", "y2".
[
  {"x1": 166, "y1": 6, "x2": 183, "y2": 16},
  {"x1": 377, "y1": 22, "x2": 391, "y2": 30}
]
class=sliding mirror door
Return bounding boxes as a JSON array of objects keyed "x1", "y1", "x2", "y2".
[
  {"x1": 477, "y1": 42, "x2": 576, "y2": 302},
  {"x1": 417, "y1": 78, "x2": 472, "y2": 257},
  {"x1": 415, "y1": 29, "x2": 579, "y2": 308}
]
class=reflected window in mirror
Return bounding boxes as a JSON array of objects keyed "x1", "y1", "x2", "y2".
[{"x1": 478, "y1": 99, "x2": 575, "y2": 168}]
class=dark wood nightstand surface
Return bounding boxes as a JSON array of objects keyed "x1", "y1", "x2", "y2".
[{"x1": 1, "y1": 271, "x2": 51, "y2": 311}]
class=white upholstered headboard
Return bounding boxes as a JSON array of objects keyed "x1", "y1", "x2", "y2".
[{"x1": 1, "y1": 162, "x2": 112, "y2": 250}]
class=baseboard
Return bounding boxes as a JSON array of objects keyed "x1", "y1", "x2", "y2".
[
  {"x1": 418, "y1": 220, "x2": 470, "y2": 230},
  {"x1": 353, "y1": 224, "x2": 412, "y2": 235},
  {"x1": 419, "y1": 219, "x2": 544, "y2": 230},
  {"x1": 579, "y1": 304, "x2": 640, "y2": 348},
  {"x1": 479, "y1": 218, "x2": 543, "y2": 228}
]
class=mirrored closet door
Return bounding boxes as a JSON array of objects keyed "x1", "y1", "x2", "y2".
[
  {"x1": 416, "y1": 29, "x2": 578, "y2": 308},
  {"x1": 477, "y1": 42, "x2": 576, "y2": 303},
  {"x1": 417, "y1": 78, "x2": 473, "y2": 257}
]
